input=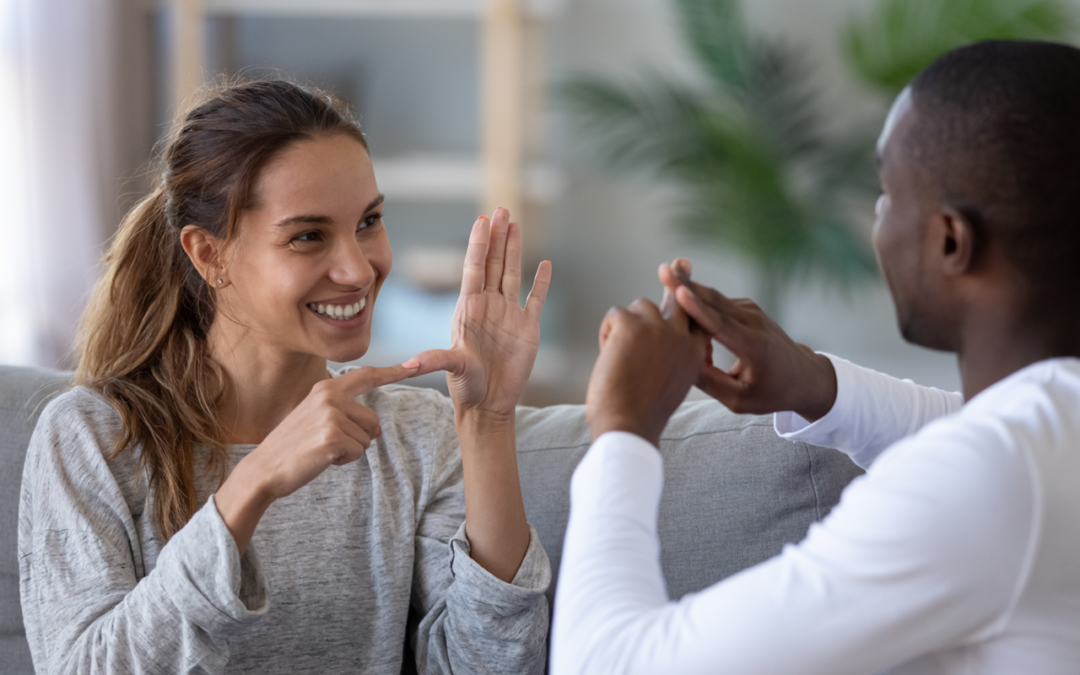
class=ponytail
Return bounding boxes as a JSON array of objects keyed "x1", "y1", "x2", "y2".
[{"x1": 76, "y1": 187, "x2": 228, "y2": 540}]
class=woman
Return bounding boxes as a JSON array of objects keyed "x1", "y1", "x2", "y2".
[{"x1": 18, "y1": 80, "x2": 553, "y2": 674}]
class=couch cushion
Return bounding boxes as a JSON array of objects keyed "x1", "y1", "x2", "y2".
[
  {"x1": 0, "y1": 365, "x2": 72, "y2": 673},
  {"x1": 515, "y1": 399, "x2": 863, "y2": 605}
]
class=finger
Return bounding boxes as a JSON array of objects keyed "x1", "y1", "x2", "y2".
[
  {"x1": 660, "y1": 284, "x2": 676, "y2": 318},
  {"x1": 337, "y1": 412, "x2": 374, "y2": 450},
  {"x1": 666, "y1": 300, "x2": 693, "y2": 333},
  {"x1": 658, "y1": 263, "x2": 681, "y2": 294},
  {"x1": 598, "y1": 305, "x2": 622, "y2": 349},
  {"x1": 484, "y1": 208, "x2": 510, "y2": 293},
  {"x1": 502, "y1": 221, "x2": 523, "y2": 300},
  {"x1": 341, "y1": 398, "x2": 381, "y2": 434},
  {"x1": 683, "y1": 278, "x2": 743, "y2": 317},
  {"x1": 675, "y1": 286, "x2": 752, "y2": 354},
  {"x1": 599, "y1": 305, "x2": 638, "y2": 348},
  {"x1": 461, "y1": 216, "x2": 491, "y2": 297},
  {"x1": 331, "y1": 432, "x2": 370, "y2": 465},
  {"x1": 525, "y1": 260, "x2": 552, "y2": 319},
  {"x1": 696, "y1": 363, "x2": 751, "y2": 410},
  {"x1": 407, "y1": 348, "x2": 468, "y2": 378},
  {"x1": 627, "y1": 297, "x2": 663, "y2": 322},
  {"x1": 659, "y1": 258, "x2": 692, "y2": 284},
  {"x1": 338, "y1": 363, "x2": 421, "y2": 399}
]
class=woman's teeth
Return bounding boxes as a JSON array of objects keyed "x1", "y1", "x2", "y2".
[{"x1": 308, "y1": 297, "x2": 366, "y2": 320}]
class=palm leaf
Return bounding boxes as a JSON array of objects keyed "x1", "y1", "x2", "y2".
[
  {"x1": 557, "y1": 75, "x2": 710, "y2": 181},
  {"x1": 842, "y1": 0, "x2": 1075, "y2": 93},
  {"x1": 676, "y1": 0, "x2": 748, "y2": 90}
]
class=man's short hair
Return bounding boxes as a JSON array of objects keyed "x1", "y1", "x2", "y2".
[{"x1": 908, "y1": 40, "x2": 1080, "y2": 298}]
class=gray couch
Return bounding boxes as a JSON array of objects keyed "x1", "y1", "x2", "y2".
[{"x1": 0, "y1": 364, "x2": 862, "y2": 673}]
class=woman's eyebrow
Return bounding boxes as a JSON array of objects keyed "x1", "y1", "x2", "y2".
[
  {"x1": 274, "y1": 214, "x2": 331, "y2": 228},
  {"x1": 364, "y1": 194, "x2": 385, "y2": 213},
  {"x1": 273, "y1": 195, "x2": 385, "y2": 228}
]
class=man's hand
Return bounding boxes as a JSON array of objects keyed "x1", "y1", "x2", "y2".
[
  {"x1": 659, "y1": 260, "x2": 837, "y2": 421},
  {"x1": 586, "y1": 298, "x2": 709, "y2": 447}
]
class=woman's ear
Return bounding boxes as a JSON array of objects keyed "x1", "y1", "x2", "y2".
[{"x1": 180, "y1": 225, "x2": 226, "y2": 286}]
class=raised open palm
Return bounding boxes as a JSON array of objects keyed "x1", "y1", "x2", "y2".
[{"x1": 410, "y1": 208, "x2": 551, "y2": 417}]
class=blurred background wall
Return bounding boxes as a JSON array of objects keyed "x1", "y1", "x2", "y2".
[{"x1": 3, "y1": 0, "x2": 1076, "y2": 402}]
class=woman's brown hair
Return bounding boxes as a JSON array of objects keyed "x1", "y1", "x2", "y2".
[{"x1": 75, "y1": 80, "x2": 368, "y2": 540}]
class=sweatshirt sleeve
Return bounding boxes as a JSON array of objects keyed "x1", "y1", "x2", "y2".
[
  {"x1": 551, "y1": 429, "x2": 1035, "y2": 675},
  {"x1": 18, "y1": 391, "x2": 269, "y2": 675},
  {"x1": 774, "y1": 354, "x2": 965, "y2": 469},
  {"x1": 409, "y1": 401, "x2": 551, "y2": 675}
]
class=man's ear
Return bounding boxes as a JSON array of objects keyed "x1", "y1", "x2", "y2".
[
  {"x1": 932, "y1": 206, "x2": 976, "y2": 277},
  {"x1": 180, "y1": 224, "x2": 224, "y2": 283}
]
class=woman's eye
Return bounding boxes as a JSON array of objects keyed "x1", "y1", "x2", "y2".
[
  {"x1": 360, "y1": 213, "x2": 383, "y2": 230},
  {"x1": 294, "y1": 231, "x2": 322, "y2": 243}
]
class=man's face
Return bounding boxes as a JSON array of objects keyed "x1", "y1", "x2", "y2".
[{"x1": 872, "y1": 89, "x2": 949, "y2": 350}]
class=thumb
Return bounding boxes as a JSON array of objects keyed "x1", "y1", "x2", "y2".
[
  {"x1": 339, "y1": 362, "x2": 420, "y2": 398},
  {"x1": 408, "y1": 348, "x2": 468, "y2": 378}
]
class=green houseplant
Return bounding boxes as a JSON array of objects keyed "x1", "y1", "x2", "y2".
[
  {"x1": 560, "y1": 0, "x2": 878, "y2": 317},
  {"x1": 841, "y1": 0, "x2": 1076, "y2": 96}
]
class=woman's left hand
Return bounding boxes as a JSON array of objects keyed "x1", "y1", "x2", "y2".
[{"x1": 411, "y1": 208, "x2": 551, "y2": 418}]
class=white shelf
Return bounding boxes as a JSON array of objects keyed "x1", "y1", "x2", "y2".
[
  {"x1": 371, "y1": 154, "x2": 564, "y2": 203},
  {"x1": 151, "y1": 0, "x2": 568, "y2": 19}
]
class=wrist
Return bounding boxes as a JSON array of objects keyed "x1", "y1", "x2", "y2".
[
  {"x1": 455, "y1": 407, "x2": 516, "y2": 454},
  {"x1": 589, "y1": 413, "x2": 659, "y2": 447},
  {"x1": 793, "y1": 351, "x2": 838, "y2": 423},
  {"x1": 215, "y1": 457, "x2": 275, "y2": 555},
  {"x1": 455, "y1": 406, "x2": 515, "y2": 430}
]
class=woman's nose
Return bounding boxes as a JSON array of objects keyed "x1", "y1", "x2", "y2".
[{"x1": 329, "y1": 238, "x2": 376, "y2": 289}]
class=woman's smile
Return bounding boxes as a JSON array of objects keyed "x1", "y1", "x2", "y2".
[{"x1": 307, "y1": 294, "x2": 369, "y2": 324}]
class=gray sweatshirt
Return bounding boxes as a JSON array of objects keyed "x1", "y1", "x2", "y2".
[{"x1": 18, "y1": 381, "x2": 551, "y2": 674}]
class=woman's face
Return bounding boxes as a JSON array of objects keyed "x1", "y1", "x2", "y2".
[{"x1": 217, "y1": 133, "x2": 391, "y2": 364}]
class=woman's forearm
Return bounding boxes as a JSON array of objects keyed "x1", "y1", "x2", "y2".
[
  {"x1": 455, "y1": 409, "x2": 531, "y2": 583},
  {"x1": 214, "y1": 457, "x2": 275, "y2": 556}
]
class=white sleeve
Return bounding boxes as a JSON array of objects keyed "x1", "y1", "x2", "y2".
[
  {"x1": 774, "y1": 354, "x2": 965, "y2": 469},
  {"x1": 550, "y1": 427, "x2": 1036, "y2": 675}
]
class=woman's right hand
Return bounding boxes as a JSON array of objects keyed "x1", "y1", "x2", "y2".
[{"x1": 215, "y1": 363, "x2": 418, "y2": 554}]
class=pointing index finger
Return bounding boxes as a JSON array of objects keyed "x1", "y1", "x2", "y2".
[{"x1": 339, "y1": 363, "x2": 420, "y2": 399}]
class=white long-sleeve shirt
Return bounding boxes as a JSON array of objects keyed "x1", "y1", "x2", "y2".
[{"x1": 551, "y1": 355, "x2": 1080, "y2": 675}]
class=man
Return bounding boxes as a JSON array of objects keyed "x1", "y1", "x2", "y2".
[{"x1": 551, "y1": 41, "x2": 1080, "y2": 674}]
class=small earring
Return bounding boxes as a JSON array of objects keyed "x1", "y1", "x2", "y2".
[{"x1": 216, "y1": 278, "x2": 223, "y2": 286}]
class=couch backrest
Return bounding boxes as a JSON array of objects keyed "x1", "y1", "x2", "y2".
[
  {"x1": 514, "y1": 399, "x2": 862, "y2": 605},
  {"x1": 0, "y1": 366, "x2": 72, "y2": 672},
  {"x1": 0, "y1": 365, "x2": 862, "y2": 672}
]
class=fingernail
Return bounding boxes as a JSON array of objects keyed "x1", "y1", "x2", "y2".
[{"x1": 402, "y1": 360, "x2": 420, "y2": 369}]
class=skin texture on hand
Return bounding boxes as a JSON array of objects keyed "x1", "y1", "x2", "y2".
[
  {"x1": 659, "y1": 261, "x2": 838, "y2": 421},
  {"x1": 214, "y1": 363, "x2": 419, "y2": 556},
  {"x1": 407, "y1": 208, "x2": 551, "y2": 582},
  {"x1": 586, "y1": 298, "x2": 709, "y2": 447},
  {"x1": 409, "y1": 209, "x2": 551, "y2": 418}
]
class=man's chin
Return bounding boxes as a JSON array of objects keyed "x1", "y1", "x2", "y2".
[{"x1": 898, "y1": 315, "x2": 954, "y2": 353}]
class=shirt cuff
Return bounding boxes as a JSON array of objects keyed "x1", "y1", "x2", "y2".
[
  {"x1": 153, "y1": 496, "x2": 270, "y2": 637},
  {"x1": 774, "y1": 353, "x2": 857, "y2": 446},
  {"x1": 449, "y1": 521, "x2": 552, "y2": 615}
]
